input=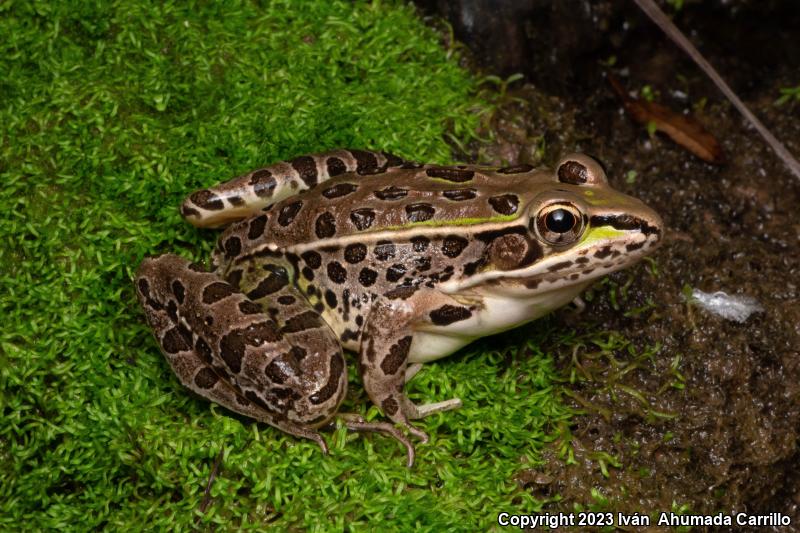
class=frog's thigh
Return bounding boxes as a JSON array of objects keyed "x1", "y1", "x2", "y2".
[
  {"x1": 181, "y1": 149, "x2": 404, "y2": 228},
  {"x1": 135, "y1": 254, "x2": 346, "y2": 448},
  {"x1": 359, "y1": 292, "x2": 468, "y2": 431}
]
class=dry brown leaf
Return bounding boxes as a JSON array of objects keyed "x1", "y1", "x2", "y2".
[{"x1": 609, "y1": 75, "x2": 724, "y2": 164}]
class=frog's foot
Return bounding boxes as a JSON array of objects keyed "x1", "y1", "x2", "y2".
[{"x1": 339, "y1": 413, "x2": 416, "y2": 467}]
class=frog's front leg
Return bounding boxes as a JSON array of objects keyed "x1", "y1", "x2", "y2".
[
  {"x1": 181, "y1": 149, "x2": 405, "y2": 228},
  {"x1": 359, "y1": 293, "x2": 465, "y2": 442},
  {"x1": 135, "y1": 254, "x2": 347, "y2": 451}
]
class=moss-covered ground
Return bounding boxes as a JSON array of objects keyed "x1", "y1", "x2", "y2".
[{"x1": 0, "y1": 1, "x2": 577, "y2": 529}]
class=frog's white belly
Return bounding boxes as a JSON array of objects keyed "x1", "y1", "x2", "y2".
[{"x1": 408, "y1": 282, "x2": 591, "y2": 363}]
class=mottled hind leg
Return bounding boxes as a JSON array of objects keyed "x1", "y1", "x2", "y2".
[
  {"x1": 358, "y1": 295, "x2": 464, "y2": 444},
  {"x1": 181, "y1": 149, "x2": 405, "y2": 228},
  {"x1": 135, "y1": 254, "x2": 347, "y2": 451}
]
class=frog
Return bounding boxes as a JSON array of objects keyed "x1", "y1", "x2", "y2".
[{"x1": 135, "y1": 149, "x2": 662, "y2": 466}]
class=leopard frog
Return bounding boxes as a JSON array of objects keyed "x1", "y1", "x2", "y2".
[{"x1": 135, "y1": 149, "x2": 662, "y2": 466}]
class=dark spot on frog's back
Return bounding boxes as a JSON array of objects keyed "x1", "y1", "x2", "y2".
[
  {"x1": 430, "y1": 304, "x2": 472, "y2": 326},
  {"x1": 195, "y1": 338, "x2": 213, "y2": 364},
  {"x1": 315, "y1": 212, "x2": 337, "y2": 238},
  {"x1": 350, "y1": 208, "x2": 375, "y2": 231},
  {"x1": 250, "y1": 169, "x2": 277, "y2": 198},
  {"x1": 425, "y1": 167, "x2": 474, "y2": 182},
  {"x1": 497, "y1": 164, "x2": 534, "y2": 174},
  {"x1": 224, "y1": 236, "x2": 241, "y2": 258},
  {"x1": 278, "y1": 200, "x2": 303, "y2": 226},
  {"x1": 171, "y1": 280, "x2": 185, "y2": 304},
  {"x1": 405, "y1": 203, "x2": 435, "y2": 223},
  {"x1": 324, "y1": 289, "x2": 338, "y2": 309},
  {"x1": 189, "y1": 189, "x2": 224, "y2": 211},
  {"x1": 291, "y1": 155, "x2": 319, "y2": 187},
  {"x1": 442, "y1": 188, "x2": 477, "y2": 201},
  {"x1": 202, "y1": 281, "x2": 235, "y2": 304},
  {"x1": 374, "y1": 186, "x2": 408, "y2": 201},
  {"x1": 322, "y1": 183, "x2": 358, "y2": 199},
  {"x1": 248, "y1": 215, "x2": 268, "y2": 240},
  {"x1": 411, "y1": 236, "x2": 429, "y2": 252},
  {"x1": 488, "y1": 194, "x2": 519, "y2": 215}
]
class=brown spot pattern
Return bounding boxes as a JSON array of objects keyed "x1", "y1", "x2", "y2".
[
  {"x1": 301, "y1": 250, "x2": 322, "y2": 269},
  {"x1": 190, "y1": 190, "x2": 224, "y2": 210},
  {"x1": 327, "y1": 261, "x2": 347, "y2": 284},
  {"x1": 441, "y1": 235, "x2": 469, "y2": 258},
  {"x1": 381, "y1": 397, "x2": 399, "y2": 416},
  {"x1": 405, "y1": 203, "x2": 435, "y2": 223},
  {"x1": 239, "y1": 301, "x2": 262, "y2": 314},
  {"x1": 322, "y1": 183, "x2": 358, "y2": 199},
  {"x1": 386, "y1": 264, "x2": 406, "y2": 282},
  {"x1": 442, "y1": 188, "x2": 477, "y2": 201},
  {"x1": 430, "y1": 305, "x2": 472, "y2": 326},
  {"x1": 326, "y1": 157, "x2": 347, "y2": 177},
  {"x1": 359, "y1": 268, "x2": 377, "y2": 287},
  {"x1": 558, "y1": 160, "x2": 588, "y2": 184},
  {"x1": 350, "y1": 208, "x2": 375, "y2": 230},
  {"x1": 246, "y1": 267, "x2": 288, "y2": 299},
  {"x1": 374, "y1": 241, "x2": 396, "y2": 261},
  {"x1": 374, "y1": 186, "x2": 408, "y2": 201},
  {"x1": 315, "y1": 212, "x2": 336, "y2": 239},
  {"x1": 162, "y1": 326, "x2": 192, "y2": 353},
  {"x1": 202, "y1": 282, "x2": 235, "y2": 304},
  {"x1": 250, "y1": 169, "x2": 277, "y2": 198},
  {"x1": 171, "y1": 280, "x2": 185, "y2": 304},
  {"x1": 278, "y1": 201, "x2": 303, "y2": 226},
  {"x1": 309, "y1": 353, "x2": 344, "y2": 404},
  {"x1": 411, "y1": 236, "x2": 429, "y2": 252},
  {"x1": 344, "y1": 243, "x2": 367, "y2": 264},
  {"x1": 350, "y1": 150, "x2": 379, "y2": 175},
  {"x1": 380, "y1": 336, "x2": 412, "y2": 375},
  {"x1": 291, "y1": 155, "x2": 319, "y2": 187},
  {"x1": 224, "y1": 237, "x2": 242, "y2": 258},
  {"x1": 248, "y1": 215, "x2": 268, "y2": 240},
  {"x1": 425, "y1": 168, "x2": 474, "y2": 182},
  {"x1": 488, "y1": 194, "x2": 519, "y2": 215}
]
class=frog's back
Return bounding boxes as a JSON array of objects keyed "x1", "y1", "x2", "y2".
[{"x1": 256, "y1": 163, "x2": 545, "y2": 248}]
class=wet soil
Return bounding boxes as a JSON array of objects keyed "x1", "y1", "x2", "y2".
[{"x1": 421, "y1": 1, "x2": 800, "y2": 530}]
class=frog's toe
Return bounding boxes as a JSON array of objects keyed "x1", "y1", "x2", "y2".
[{"x1": 341, "y1": 414, "x2": 417, "y2": 467}]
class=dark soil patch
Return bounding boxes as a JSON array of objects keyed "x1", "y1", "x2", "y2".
[{"x1": 423, "y1": 1, "x2": 800, "y2": 529}]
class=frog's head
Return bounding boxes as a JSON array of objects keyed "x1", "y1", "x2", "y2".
[{"x1": 468, "y1": 154, "x2": 663, "y2": 294}]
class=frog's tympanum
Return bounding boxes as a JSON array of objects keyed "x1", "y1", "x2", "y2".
[{"x1": 135, "y1": 150, "x2": 662, "y2": 465}]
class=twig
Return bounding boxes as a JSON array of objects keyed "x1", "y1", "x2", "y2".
[{"x1": 633, "y1": 0, "x2": 800, "y2": 180}]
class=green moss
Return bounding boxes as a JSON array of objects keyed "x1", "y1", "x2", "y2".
[{"x1": 0, "y1": 1, "x2": 576, "y2": 529}]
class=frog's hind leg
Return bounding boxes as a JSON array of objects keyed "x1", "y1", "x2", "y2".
[
  {"x1": 134, "y1": 254, "x2": 347, "y2": 452},
  {"x1": 181, "y1": 149, "x2": 406, "y2": 228}
]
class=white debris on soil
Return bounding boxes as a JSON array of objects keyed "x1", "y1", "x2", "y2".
[{"x1": 688, "y1": 289, "x2": 764, "y2": 323}]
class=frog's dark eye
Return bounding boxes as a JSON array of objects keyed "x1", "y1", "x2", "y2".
[
  {"x1": 546, "y1": 209, "x2": 575, "y2": 233},
  {"x1": 535, "y1": 203, "x2": 584, "y2": 245}
]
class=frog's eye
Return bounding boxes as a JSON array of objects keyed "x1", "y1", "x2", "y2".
[{"x1": 535, "y1": 203, "x2": 584, "y2": 245}]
